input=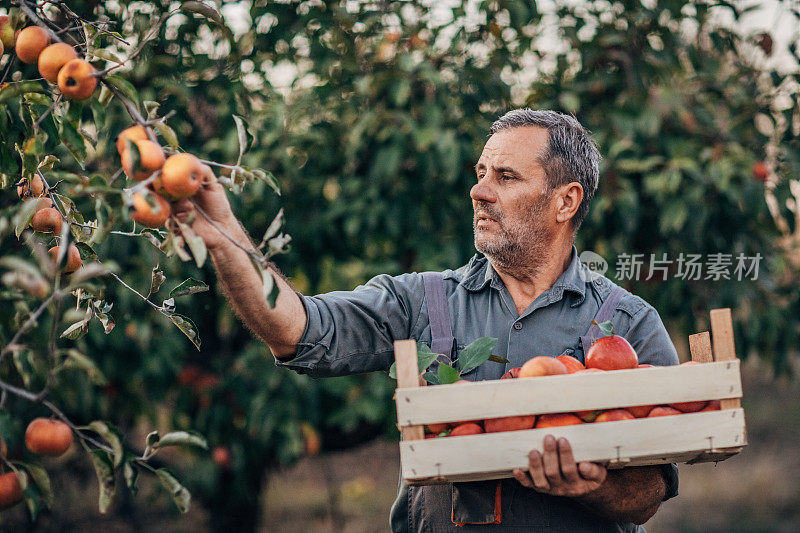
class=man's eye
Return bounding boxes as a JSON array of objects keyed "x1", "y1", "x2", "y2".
[
  {"x1": 476, "y1": 173, "x2": 485, "y2": 180},
  {"x1": 501, "y1": 174, "x2": 515, "y2": 180}
]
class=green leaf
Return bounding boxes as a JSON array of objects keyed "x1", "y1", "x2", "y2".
[
  {"x1": 14, "y1": 198, "x2": 40, "y2": 238},
  {"x1": 148, "y1": 267, "x2": 166, "y2": 297},
  {"x1": 88, "y1": 449, "x2": 116, "y2": 514},
  {"x1": 388, "y1": 342, "x2": 440, "y2": 379},
  {"x1": 422, "y1": 370, "x2": 441, "y2": 385},
  {"x1": 123, "y1": 462, "x2": 139, "y2": 496},
  {"x1": 104, "y1": 75, "x2": 140, "y2": 107},
  {"x1": 437, "y1": 362, "x2": 460, "y2": 384},
  {"x1": 12, "y1": 347, "x2": 35, "y2": 388},
  {"x1": 19, "y1": 462, "x2": 53, "y2": 508},
  {"x1": 154, "y1": 122, "x2": 179, "y2": 150},
  {"x1": 175, "y1": 220, "x2": 207, "y2": 268},
  {"x1": 457, "y1": 337, "x2": 498, "y2": 374},
  {"x1": 258, "y1": 266, "x2": 280, "y2": 308},
  {"x1": 88, "y1": 421, "x2": 124, "y2": 468},
  {"x1": 60, "y1": 319, "x2": 90, "y2": 340},
  {"x1": 169, "y1": 278, "x2": 209, "y2": 299},
  {"x1": 167, "y1": 312, "x2": 201, "y2": 350},
  {"x1": 593, "y1": 319, "x2": 615, "y2": 338},
  {"x1": 58, "y1": 117, "x2": 88, "y2": 165},
  {"x1": 62, "y1": 349, "x2": 107, "y2": 385},
  {"x1": 232, "y1": 114, "x2": 248, "y2": 166},
  {"x1": 153, "y1": 431, "x2": 208, "y2": 450},
  {"x1": 156, "y1": 469, "x2": 191, "y2": 513}
]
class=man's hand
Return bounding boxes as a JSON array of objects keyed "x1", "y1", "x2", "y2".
[
  {"x1": 172, "y1": 164, "x2": 242, "y2": 251},
  {"x1": 513, "y1": 435, "x2": 606, "y2": 497}
]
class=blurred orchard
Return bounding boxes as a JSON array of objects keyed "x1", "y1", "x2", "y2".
[{"x1": 0, "y1": 0, "x2": 798, "y2": 531}]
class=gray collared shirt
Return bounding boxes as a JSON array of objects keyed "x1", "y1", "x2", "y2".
[
  {"x1": 278, "y1": 247, "x2": 679, "y2": 531},
  {"x1": 279, "y1": 247, "x2": 678, "y2": 378}
]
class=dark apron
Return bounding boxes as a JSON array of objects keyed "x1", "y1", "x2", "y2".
[{"x1": 397, "y1": 272, "x2": 641, "y2": 532}]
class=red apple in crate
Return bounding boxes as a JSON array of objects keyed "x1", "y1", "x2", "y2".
[
  {"x1": 501, "y1": 367, "x2": 522, "y2": 379},
  {"x1": 449, "y1": 423, "x2": 484, "y2": 436},
  {"x1": 638, "y1": 364, "x2": 654, "y2": 368},
  {"x1": 535, "y1": 413, "x2": 584, "y2": 428},
  {"x1": 557, "y1": 354, "x2": 585, "y2": 373},
  {"x1": 574, "y1": 368, "x2": 603, "y2": 374},
  {"x1": 701, "y1": 400, "x2": 721, "y2": 411},
  {"x1": 426, "y1": 423, "x2": 450, "y2": 434},
  {"x1": 484, "y1": 414, "x2": 537, "y2": 433},
  {"x1": 668, "y1": 361, "x2": 708, "y2": 412},
  {"x1": 585, "y1": 337, "x2": 638, "y2": 370},
  {"x1": 647, "y1": 406, "x2": 681, "y2": 417},
  {"x1": 585, "y1": 321, "x2": 638, "y2": 370},
  {"x1": 627, "y1": 405, "x2": 655, "y2": 418},
  {"x1": 519, "y1": 356, "x2": 568, "y2": 378},
  {"x1": 575, "y1": 409, "x2": 603, "y2": 423},
  {"x1": 594, "y1": 409, "x2": 635, "y2": 423}
]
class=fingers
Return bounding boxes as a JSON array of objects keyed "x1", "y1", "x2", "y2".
[
  {"x1": 526, "y1": 449, "x2": 550, "y2": 490},
  {"x1": 513, "y1": 468, "x2": 534, "y2": 489},
  {"x1": 578, "y1": 462, "x2": 606, "y2": 483},
  {"x1": 556, "y1": 437, "x2": 580, "y2": 483},
  {"x1": 542, "y1": 435, "x2": 561, "y2": 482}
]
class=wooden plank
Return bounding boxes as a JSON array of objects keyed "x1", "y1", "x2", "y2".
[
  {"x1": 395, "y1": 361, "x2": 741, "y2": 427},
  {"x1": 689, "y1": 331, "x2": 713, "y2": 363},
  {"x1": 400, "y1": 409, "x2": 746, "y2": 482},
  {"x1": 394, "y1": 340, "x2": 424, "y2": 441},
  {"x1": 710, "y1": 308, "x2": 741, "y2": 410}
]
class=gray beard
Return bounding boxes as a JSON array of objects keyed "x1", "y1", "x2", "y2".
[{"x1": 473, "y1": 196, "x2": 553, "y2": 278}]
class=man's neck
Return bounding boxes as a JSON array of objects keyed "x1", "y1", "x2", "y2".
[{"x1": 490, "y1": 240, "x2": 574, "y2": 316}]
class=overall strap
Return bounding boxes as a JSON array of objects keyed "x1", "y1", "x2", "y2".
[
  {"x1": 580, "y1": 286, "x2": 628, "y2": 355},
  {"x1": 422, "y1": 272, "x2": 454, "y2": 359}
]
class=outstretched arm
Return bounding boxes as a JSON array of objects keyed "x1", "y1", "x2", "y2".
[
  {"x1": 172, "y1": 166, "x2": 305, "y2": 358},
  {"x1": 513, "y1": 435, "x2": 665, "y2": 525}
]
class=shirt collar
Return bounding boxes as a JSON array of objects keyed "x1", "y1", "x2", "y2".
[{"x1": 459, "y1": 246, "x2": 588, "y2": 305}]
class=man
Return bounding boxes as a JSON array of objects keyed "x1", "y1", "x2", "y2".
[{"x1": 175, "y1": 109, "x2": 679, "y2": 531}]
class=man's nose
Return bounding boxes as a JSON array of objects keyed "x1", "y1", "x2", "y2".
[{"x1": 470, "y1": 177, "x2": 496, "y2": 204}]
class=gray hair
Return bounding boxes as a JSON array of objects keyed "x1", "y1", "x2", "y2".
[{"x1": 490, "y1": 109, "x2": 600, "y2": 230}]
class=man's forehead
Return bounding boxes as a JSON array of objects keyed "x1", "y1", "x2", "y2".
[{"x1": 477, "y1": 126, "x2": 549, "y2": 167}]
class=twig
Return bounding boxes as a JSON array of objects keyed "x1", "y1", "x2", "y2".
[
  {"x1": 0, "y1": 292, "x2": 59, "y2": 362},
  {"x1": 18, "y1": 0, "x2": 65, "y2": 44},
  {"x1": 34, "y1": 93, "x2": 62, "y2": 128},
  {"x1": 190, "y1": 199, "x2": 264, "y2": 261},
  {"x1": 108, "y1": 272, "x2": 163, "y2": 312}
]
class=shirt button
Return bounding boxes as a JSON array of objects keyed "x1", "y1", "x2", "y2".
[{"x1": 513, "y1": 322, "x2": 522, "y2": 330}]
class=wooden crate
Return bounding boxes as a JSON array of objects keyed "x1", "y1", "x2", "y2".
[{"x1": 394, "y1": 308, "x2": 747, "y2": 485}]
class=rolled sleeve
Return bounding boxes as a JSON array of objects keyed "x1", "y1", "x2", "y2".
[{"x1": 275, "y1": 273, "x2": 424, "y2": 378}]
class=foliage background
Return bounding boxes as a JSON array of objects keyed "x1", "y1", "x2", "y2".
[{"x1": 1, "y1": 0, "x2": 799, "y2": 530}]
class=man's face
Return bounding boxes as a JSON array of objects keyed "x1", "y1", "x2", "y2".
[{"x1": 471, "y1": 126, "x2": 556, "y2": 270}]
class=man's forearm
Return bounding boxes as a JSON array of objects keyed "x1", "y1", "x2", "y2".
[
  {"x1": 208, "y1": 220, "x2": 306, "y2": 358},
  {"x1": 574, "y1": 466, "x2": 665, "y2": 524}
]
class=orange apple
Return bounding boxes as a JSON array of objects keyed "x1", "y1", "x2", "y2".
[
  {"x1": 647, "y1": 406, "x2": 681, "y2": 417},
  {"x1": 535, "y1": 413, "x2": 583, "y2": 428},
  {"x1": 519, "y1": 356, "x2": 568, "y2": 378},
  {"x1": 484, "y1": 414, "x2": 537, "y2": 433},
  {"x1": 594, "y1": 409, "x2": 635, "y2": 423},
  {"x1": 449, "y1": 423, "x2": 484, "y2": 436},
  {"x1": 556, "y1": 354, "x2": 585, "y2": 373}
]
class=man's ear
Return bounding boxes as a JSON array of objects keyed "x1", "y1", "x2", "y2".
[{"x1": 555, "y1": 182, "x2": 584, "y2": 224}]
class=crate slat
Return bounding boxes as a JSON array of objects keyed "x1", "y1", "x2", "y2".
[
  {"x1": 393, "y1": 340, "x2": 424, "y2": 441},
  {"x1": 710, "y1": 308, "x2": 741, "y2": 410},
  {"x1": 400, "y1": 409, "x2": 745, "y2": 483},
  {"x1": 396, "y1": 361, "x2": 741, "y2": 427}
]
